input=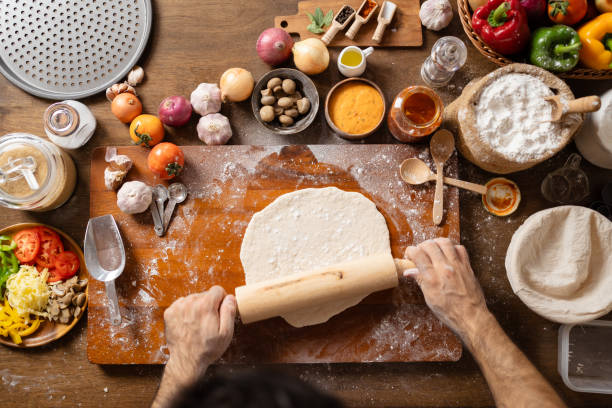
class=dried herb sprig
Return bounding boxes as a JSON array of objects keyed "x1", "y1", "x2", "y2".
[{"x1": 306, "y1": 8, "x2": 333, "y2": 34}]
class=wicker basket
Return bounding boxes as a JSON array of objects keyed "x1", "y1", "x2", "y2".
[{"x1": 457, "y1": 0, "x2": 612, "y2": 80}]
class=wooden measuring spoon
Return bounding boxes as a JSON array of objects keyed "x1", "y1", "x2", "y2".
[
  {"x1": 430, "y1": 129, "x2": 455, "y2": 225},
  {"x1": 545, "y1": 95, "x2": 601, "y2": 122},
  {"x1": 399, "y1": 158, "x2": 487, "y2": 195},
  {"x1": 346, "y1": 0, "x2": 379, "y2": 40},
  {"x1": 372, "y1": 1, "x2": 397, "y2": 43},
  {"x1": 322, "y1": 5, "x2": 356, "y2": 45}
]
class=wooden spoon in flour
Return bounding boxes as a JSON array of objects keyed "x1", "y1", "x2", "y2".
[
  {"x1": 430, "y1": 129, "x2": 455, "y2": 225},
  {"x1": 545, "y1": 95, "x2": 601, "y2": 122}
]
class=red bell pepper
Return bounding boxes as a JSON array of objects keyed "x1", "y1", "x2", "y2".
[{"x1": 472, "y1": 0, "x2": 531, "y2": 55}]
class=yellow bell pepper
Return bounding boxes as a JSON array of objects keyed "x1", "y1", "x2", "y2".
[
  {"x1": 578, "y1": 13, "x2": 612, "y2": 69},
  {"x1": 596, "y1": 0, "x2": 612, "y2": 13}
]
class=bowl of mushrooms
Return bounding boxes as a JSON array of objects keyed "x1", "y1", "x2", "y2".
[{"x1": 251, "y1": 68, "x2": 319, "y2": 135}]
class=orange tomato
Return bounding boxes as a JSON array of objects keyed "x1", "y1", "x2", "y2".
[
  {"x1": 147, "y1": 143, "x2": 184, "y2": 180},
  {"x1": 111, "y1": 93, "x2": 142, "y2": 123},
  {"x1": 129, "y1": 114, "x2": 165, "y2": 147}
]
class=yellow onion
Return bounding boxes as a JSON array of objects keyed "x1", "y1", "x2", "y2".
[
  {"x1": 219, "y1": 68, "x2": 254, "y2": 102},
  {"x1": 292, "y1": 38, "x2": 329, "y2": 75}
]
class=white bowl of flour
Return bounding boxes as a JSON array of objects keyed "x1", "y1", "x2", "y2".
[{"x1": 447, "y1": 64, "x2": 583, "y2": 174}]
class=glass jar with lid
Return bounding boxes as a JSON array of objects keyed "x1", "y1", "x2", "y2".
[
  {"x1": 387, "y1": 86, "x2": 443, "y2": 143},
  {"x1": 43, "y1": 100, "x2": 96, "y2": 150},
  {"x1": 0, "y1": 133, "x2": 77, "y2": 211}
]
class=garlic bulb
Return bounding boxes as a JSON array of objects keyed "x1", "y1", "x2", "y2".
[
  {"x1": 196, "y1": 113, "x2": 232, "y2": 145},
  {"x1": 419, "y1": 0, "x2": 453, "y2": 31},
  {"x1": 116, "y1": 181, "x2": 152, "y2": 214},
  {"x1": 106, "y1": 82, "x2": 136, "y2": 102},
  {"x1": 190, "y1": 83, "x2": 222, "y2": 116},
  {"x1": 127, "y1": 65, "x2": 145, "y2": 86}
]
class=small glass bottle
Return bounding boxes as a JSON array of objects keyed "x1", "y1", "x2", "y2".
[
  {"x1": 0, "y1": 133, "x2": 77, "y2": 211},
  {"x1": 421, "y1": 36, "x2": 467, "y2": 88},
  {"x1": 44, "y1": 100, "x2": 96, "y2": 149}
]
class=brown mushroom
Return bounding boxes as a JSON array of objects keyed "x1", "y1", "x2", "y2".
[
  {"x1": 75, "y1": 293, "x2": 86, "y2": 307},
  {"x1": 59, "y1": 293, "x2": 74, "y2": 309},
  {"x1": 59, "y1": 308, "x2": 71, "y2": 324}
]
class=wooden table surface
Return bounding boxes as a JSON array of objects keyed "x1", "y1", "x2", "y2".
[{"x1": 0, "y1": 0, "x2": 611, "y2": 406}]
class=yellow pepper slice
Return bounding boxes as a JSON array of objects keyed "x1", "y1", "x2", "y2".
[
  {"x1": 578, "y1": 12, "x2": 612, "y2": 69},
  {"x1": 0, "y1": 298, "x2": 40, "y2": 344}
]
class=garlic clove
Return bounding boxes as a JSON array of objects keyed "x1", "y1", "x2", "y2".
[
  {"x1": 106, "y1": 82, "x2": 136, "y2": 102},
  {"x1": 127, "y1": 65, "x2": 145, "y2": 86}
]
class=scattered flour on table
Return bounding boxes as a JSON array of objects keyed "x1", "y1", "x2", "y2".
[{"x1": 475, "y1": 73, "x2": 563, "y2": 163}]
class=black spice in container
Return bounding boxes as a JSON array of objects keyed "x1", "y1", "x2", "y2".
[{"x1": 336, "y1": 5, "x2": 355, "y2": 24}]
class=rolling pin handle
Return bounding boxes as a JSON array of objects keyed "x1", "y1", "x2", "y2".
[{"x1": 394, "y1": 258, "x2": 416, "y2": 278}]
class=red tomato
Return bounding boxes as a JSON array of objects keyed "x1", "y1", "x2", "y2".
[
  {"x1": 47, "y1": 268, "x2": 64, "y2": 283},
  {"x1": 13, "y1": 229, "x2": 41, "y2": 263},
  {"x1": 14, "y1": 229, "x2": 40, "y2": 262},
  {"x1": 34, "y1": 227, "x2": 64, "y2": 269},
  {"x1": 54, "y1": 251, "x2": 80, "y2": 279},
  {"x1": 147, "y1": 142, "x2": 185, "y2": 180}
]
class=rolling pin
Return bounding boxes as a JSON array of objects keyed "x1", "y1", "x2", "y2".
[{"x1": 235, "y1": 254, "x2": 415, "y2": 324}]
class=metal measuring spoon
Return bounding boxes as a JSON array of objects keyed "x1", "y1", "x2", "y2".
[
  {"x1": 163, "y1": 183, "x2": 187, "y2": 233},
  {"x1": 152, "y1": 185, "x2": 168, "y2": 236}
]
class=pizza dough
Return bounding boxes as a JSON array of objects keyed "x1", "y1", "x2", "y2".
[
  {"x1": 506, "y1": 206, "x2": 612, "y2": 324},
  {"x1": 240, "y1": 187, "x2": 391, "y2": 327}
]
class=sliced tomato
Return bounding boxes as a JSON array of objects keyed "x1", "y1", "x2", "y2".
[
  {"x1": 34, "y1": 227, "x2": 64, "y2": 269},
  {"x1": 54, "y1": 251, "x2": 79, "y2": 279},
  {"x1": 13, "y1": 229, "x2": 41, "y2": 263},
  {"x1": 47, "y1": 268, "x2": 64, "y2": 283}
]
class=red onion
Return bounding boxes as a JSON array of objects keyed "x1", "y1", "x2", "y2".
[
  {"x1": 256, "y1": 28, "x2": 294, "y2": 66},
  {"x1": 158, "y1": 96, "x2": 192, "y2": 127}
]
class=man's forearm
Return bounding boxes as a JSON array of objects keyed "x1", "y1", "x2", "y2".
[
  {"x1": 151, "y1": 360, "x2": 209, "y2": 408},
  {"x1": 463, "y1": 311, "x2": 566, "y2": 408}
]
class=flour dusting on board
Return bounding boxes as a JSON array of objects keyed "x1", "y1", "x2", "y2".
[{"x1": 89, "y1": 145, "x2": 461, "y2": 364}]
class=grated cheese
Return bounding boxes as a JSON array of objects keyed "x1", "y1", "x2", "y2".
[{"x1": 6, "y1": 265, "x2": 50, "y2": 317}]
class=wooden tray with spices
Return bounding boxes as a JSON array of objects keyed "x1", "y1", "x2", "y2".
[
  {"x1": 275, "y1": 0, "x2": 422, "y2": 47},
  {"x1": 87, "y1": 144, "x2": 460, "y2": 364}
]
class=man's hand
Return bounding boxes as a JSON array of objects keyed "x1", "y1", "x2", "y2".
[
  {"x1": 162, "y1": 286, "x2": 236, "y2": 389},
  {"x1": 405, "y1": 238, "x2": 490, "y2": 339}
]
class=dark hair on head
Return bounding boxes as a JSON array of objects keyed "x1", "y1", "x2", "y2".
[{"x1": 170, "y1": 369, "x2": 344, "y2": 408}]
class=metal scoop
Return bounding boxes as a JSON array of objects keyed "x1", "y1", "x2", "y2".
[{"x1": 84, "y1": 214, "x2": 125, "y2": 326}]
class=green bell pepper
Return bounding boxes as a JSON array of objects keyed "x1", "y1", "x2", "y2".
[
  {"x1": 529, "y1": 25, "x2": 581, "y2": 72},
  {"x1": 0, "y1": 235, "x2": 15, "y2": 251}
]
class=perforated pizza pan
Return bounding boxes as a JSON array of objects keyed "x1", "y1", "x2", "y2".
[{"x1": 0, "y1": 0, "x2": 152, "y2": 100}]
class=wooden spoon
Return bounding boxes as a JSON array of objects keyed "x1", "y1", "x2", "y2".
[
  {"x1": 322, "y1": 5, "x2": 356, "y2": 45},
  {"x1": 346, "y1": 0, "x2": 379, "y2": 40},
  {"x1": 430, "y1": 129, "x2": 455, "y2": 225},
  {"x1": 399, "y1": 158, "x2": 487, "y2": 195},
  {"x1": 372, "y1": 1, "x2": 397, "y2": 43},
  {"x1": 545, "y1": 95, "x2": 601, "y2": 122}
]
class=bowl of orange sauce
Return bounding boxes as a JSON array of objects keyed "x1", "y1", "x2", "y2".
[{"x1": 324, "y1": 78, "x2": 386, "y2": 140}]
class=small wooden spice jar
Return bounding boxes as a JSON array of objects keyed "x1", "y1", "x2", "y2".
[{"x1": 388, "y1": 86, "x2": 443, "y2": 143}]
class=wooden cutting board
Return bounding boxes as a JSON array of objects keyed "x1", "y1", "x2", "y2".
[
  {"x1": 87, "y1": 145, "x2": 461, "y2": 364},
  {"x1": 275, "y1": 0, "x2": 422, "y2": 47}
]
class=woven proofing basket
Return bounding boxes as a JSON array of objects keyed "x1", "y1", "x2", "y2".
[{"x1": 457, "y1": 0, "x2": 612, "y2": 80}]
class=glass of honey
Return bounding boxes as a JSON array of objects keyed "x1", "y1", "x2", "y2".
[{"x1": 387, "y1": 86, "x2": 443, "y2": 143}]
